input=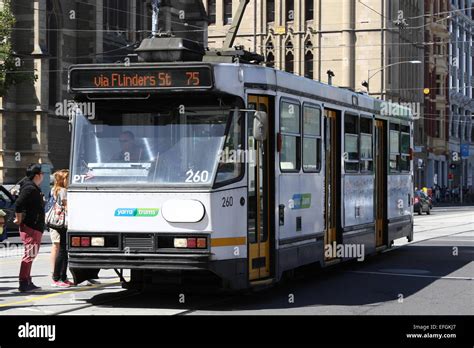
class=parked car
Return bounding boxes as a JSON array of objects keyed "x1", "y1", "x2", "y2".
[
  {"x1": 414, "y1": 190, "x2": 431, "y2": 215},
  {"x1": 0, "y1": 185, "x2": 17, "y2": 233}
]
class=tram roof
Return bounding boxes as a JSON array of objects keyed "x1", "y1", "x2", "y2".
[{"x1": 214, "y1": 63, "x2": 413, "y2": 121}]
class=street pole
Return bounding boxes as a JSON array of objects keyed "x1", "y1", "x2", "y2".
[
  {"x1": 460, "y1": 143, "x2": 463, "y2": 204},
  {"x1": 152, "y1": 0, "x2": 160, "y2": 37}
]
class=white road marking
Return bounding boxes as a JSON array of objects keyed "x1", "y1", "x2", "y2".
[{"x1": 347, "y1": 270, "x2": 473, "y2": 280}]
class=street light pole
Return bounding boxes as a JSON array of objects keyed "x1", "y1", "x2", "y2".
[{"x1": 365, "y1": 60, "x2": 421, "y2": 95}]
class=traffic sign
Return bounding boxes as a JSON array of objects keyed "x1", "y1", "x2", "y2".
[{"x1": 461, "y1": 144, "x2": 469, "y2": 158}]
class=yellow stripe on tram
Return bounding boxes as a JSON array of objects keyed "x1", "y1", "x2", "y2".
[{"x1": 211, "y1": 237, "x2": 246, "y2": 247}]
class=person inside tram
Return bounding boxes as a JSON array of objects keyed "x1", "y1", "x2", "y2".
[{"x1": 112, "y1": 131, "x2": 144, "y2": 162}]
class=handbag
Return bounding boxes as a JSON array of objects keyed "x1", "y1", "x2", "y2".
[
  {"x1": 45, "y1": 192, "x2": 67, "y2": 230},
  {"x1": 0, "y1": 225, "x2": 7, "y2": 242}
]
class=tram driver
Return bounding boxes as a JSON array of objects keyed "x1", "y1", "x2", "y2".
[{"x1": 112, "y1": 131, "x2": 144, "y2": 162}]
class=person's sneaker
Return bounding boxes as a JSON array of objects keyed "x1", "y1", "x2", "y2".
[
  {"x1": 63, "y1": 280, "x2": 75, "y2": 286},
  {"x1": 51, "y1": 280, "x2": 70, "y2": 288}
]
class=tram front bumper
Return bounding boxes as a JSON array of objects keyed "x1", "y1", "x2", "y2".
[
  {"x1": 68, "y1": 252, "x2": 212, "y2": 271},
  {"x1": 68, "y1": 252, "x2": 248, "y2": 290}
]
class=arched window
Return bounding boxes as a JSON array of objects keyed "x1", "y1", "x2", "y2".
[{"x1": 266, "y1": 38, "x2": 275, "y2": 68}]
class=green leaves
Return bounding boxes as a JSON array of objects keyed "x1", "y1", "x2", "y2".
[{"x1": 0, "y1": 0, "x2": 36, "y2": 97}]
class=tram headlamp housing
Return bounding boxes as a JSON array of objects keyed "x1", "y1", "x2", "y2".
[
  {"x1": 81, "y1": 237, "x2": 90, "y2": 247},
  {"x1": 174, "y1": 238, "x2": 187, "y2": 248},
  {"x1": 91, "y1": 237, "x2": 105, "y2": 247},
  {"x1": 71, "y1": 237, "x2": 81, "y2": 247}
]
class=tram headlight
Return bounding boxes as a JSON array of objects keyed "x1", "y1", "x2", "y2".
[
  {"x1": 91, "y1": 237, "x2": 105, "y2": 247},
  {"x1": 174, "y1": 238, "x2": 187, "y2": 248}
]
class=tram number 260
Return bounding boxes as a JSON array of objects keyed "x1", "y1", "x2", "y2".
[{"x1": 222, "y1": 196, "x2": 233, "y2": 208}]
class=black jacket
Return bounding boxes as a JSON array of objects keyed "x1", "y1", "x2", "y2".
[{"x1": 15, "y1": 178, "x2": 45, "y2": 232}]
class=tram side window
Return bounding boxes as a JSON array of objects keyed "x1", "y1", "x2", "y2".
[
  {"x1": 400, "y1": 125, "x2": 410, "y2": 172},
  {"x1": 302, "y1": 105, "x2": 321, "y2": 172},
  {"x1": 344, "y1": 114, "x2": 359, "y2": 172},
  {"x1": 360, "y1": 117, "x2": 373, "y2": 173},
  {"x1": 389, "y1": 123, "x2": 400, "y2": 172},
  {"x1": 280, "y1": 101, "x2": 301, "y2": 172}
]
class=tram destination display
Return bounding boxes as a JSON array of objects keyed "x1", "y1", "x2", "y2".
[{"x1": 69, "y1": 66, "x2": 213, "y2": 92}]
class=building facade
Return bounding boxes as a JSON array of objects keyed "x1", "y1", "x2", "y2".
[
  {"x1": 0, "y1": 0, "x2": 207, "y2": 184},
  {"x1": 423, "y1": 0, "x2": 451, "y2": 189},
  {"x1": 207, "y1": 0, "x2": 426, "y2": 184},
  {"x1": 448, "y1": 0, "x2": 474, "y2": 194}
]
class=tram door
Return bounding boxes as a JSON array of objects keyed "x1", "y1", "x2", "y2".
[
  {"x1": 247, "y1": 95, "x2": 271, "y2": 281},
  {"x1": 324, "y1": 109, "x2": 339, "y2": 259},
  {"x1": 375, "y1": 120, "x2": 387, "y2": 247}
]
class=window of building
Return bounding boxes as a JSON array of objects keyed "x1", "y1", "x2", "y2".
[
  {"x1": 280, "y1": 101, "x2": 301, "y2": 172},
  {"x1": 305, "y1": 0, "x2": 314, "y2": 20},
  {"x1": 267, "y1": 0, "x2": 275, "y2": 22},
  {"x1": 103, "y1": 0, "x2": 128, "y2": 31},
  {"x1": 302, "y1": 105, "x2": 321, "y2": 172},
  {"x1": 208, "y1": 0, "x2": 216, "y2": 24},
  {"x1": 286, "y1": 0, "x2": 294, "y2": 21},
  {"x1": 224, "y1": 0, "x2": 233, "y2": 25},
  {"x1": 285, "y1": 51, "x2": 294, "y2": 73},
  {"x1": 266, "y1": 51, "x2": 275, "y2": 68},
  {"x1": 304, "y1": 50, "x2": 314, "y2": 79}
]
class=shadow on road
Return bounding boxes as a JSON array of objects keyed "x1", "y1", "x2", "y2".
[{"x1": 82, "y1": 239, "x2": 472, "y2": 313}]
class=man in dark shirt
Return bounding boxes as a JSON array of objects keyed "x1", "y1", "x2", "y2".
[{"x1": 14, "y1": 164, "x2": 45, "y2": 292}]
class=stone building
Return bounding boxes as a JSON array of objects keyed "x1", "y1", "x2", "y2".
[
  {"x1": 423, "y1": 0, "x2": 451, "y2": 189},
  {"x1": 0, "y1": 0, "x2": 207, "y2": 184},
  {"x1": 448, "y1": 0, "x2": 474, "y2": 192},
  {"x1": 207, "y1": 0, "x2": 426, "y2": 183}
]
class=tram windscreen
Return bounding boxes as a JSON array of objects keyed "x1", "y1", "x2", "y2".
[{"x1": 71, "y1": 105, "x2": 242, "y2": 187}]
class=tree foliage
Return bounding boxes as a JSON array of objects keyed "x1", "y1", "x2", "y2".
[{"x1": 0, "y1": 0, "x2": 36, "y2": 97}]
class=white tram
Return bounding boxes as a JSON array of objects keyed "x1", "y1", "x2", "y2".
[{"x1": 66, "y1": 58, "x2": 414, "y2": 290}]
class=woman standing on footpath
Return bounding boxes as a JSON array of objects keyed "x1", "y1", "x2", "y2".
[{"x1": 50, "y1": 169, "x2": 74, "y2": 288}]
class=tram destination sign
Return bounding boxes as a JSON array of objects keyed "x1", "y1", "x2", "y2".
[{"x1": 69, "y1": 65, "x2": 213, "y2": 92}]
